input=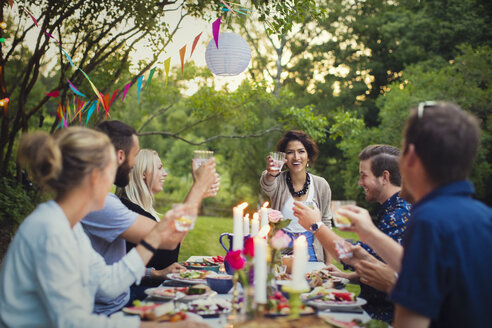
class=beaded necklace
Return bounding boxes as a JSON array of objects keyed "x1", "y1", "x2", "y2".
[{"x1": 286, "y1": 171, "x2": 310, "y2": 197}]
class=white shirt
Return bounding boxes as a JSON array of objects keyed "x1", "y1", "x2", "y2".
[
  {"x1": 282, "y1": 174, "x2": 317, "y2": 233},
  {"x1": 0, "y1": 200, "x2": 143, "y2": 328}
]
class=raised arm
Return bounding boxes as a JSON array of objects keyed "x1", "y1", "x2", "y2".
[{"x1": 338, "y1": 205, "x2": 404, "y2": 272}]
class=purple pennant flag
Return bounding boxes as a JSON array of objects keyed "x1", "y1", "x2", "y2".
[
  {"x1": 212, "y1": 17, "x2": 221, "y2": 49},
  {"x1": 121, "y1": 82, "x2": 131, "y2": 103}
]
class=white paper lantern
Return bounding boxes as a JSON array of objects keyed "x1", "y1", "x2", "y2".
[{"x1": 205, "y1": 33, "x2": 251, "y2": 76}]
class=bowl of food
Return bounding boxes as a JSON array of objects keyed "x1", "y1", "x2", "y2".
[{"x1": 206, "y1": 275, "x2": 233, "y2": 294}]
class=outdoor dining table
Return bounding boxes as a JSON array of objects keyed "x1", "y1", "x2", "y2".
[{"x1": 149, "y1": 256, "x2": 373, "y2": 327}]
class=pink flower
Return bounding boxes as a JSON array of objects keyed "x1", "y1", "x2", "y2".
[
  {"x1": 225, "y1": 250, "x2": 245, "y2": 270},
  {"x1": 268, "y1": 209, "x2": 283, "y2": 223},
  {"x1": 243, "y1": 237, "x2": 255, "y2": 258},
  {"x1": 270, "y1": 230, "x2": 291, "y2": 250}
]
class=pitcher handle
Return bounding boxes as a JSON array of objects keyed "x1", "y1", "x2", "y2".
[{"x1": 219, "y1": 233, "x2": 230, "y2": 252}]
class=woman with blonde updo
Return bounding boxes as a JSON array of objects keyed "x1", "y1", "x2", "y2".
[
  {"x1": 118, "y1": 149, "x2": 184, "y2": 301},
  {"x1": 0, "y1": 128, "x2": 205, "y2": 328}
]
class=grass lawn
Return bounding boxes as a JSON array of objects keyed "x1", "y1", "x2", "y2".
[{"x1": 178, "y1": 216, "x2": 361, "y2": 295}]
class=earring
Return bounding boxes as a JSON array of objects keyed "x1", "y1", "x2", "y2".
[{"x1": 307, "y1": 162, "x2": 310, "y2": 168}]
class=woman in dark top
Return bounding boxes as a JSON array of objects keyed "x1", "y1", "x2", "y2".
[{"x1": 118, "y1": 149, "x2": 184, "y2": 301}]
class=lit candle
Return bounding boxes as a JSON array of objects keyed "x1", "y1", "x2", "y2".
[
  {"x1": 243, "y1": 214, "x2": 250, "y2": 237},
  {"x1": 291, "y1": 235, "x2": 309, "y2": 290},
  {"x1": 254, "y1": 225, "x2": 270, "y2": 304},
  {"x1": 233, "y1": 202, "x2": 248, "y2": 250},
  {"x1": 250, "y1": 213, "x2": 259, "y2": 237},
  {"x1": 260, "y1": 202, "x2": 269, "y2": 228}
]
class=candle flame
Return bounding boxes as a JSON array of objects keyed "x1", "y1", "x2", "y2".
[
  {"x1": 237, "y1": 202, "x2": 248, "y2": 210},
  {"x1": 262, "y1": 201, "x2": 269, "y2": 208},
  {"x1": 244, "y1": 213, "x2": 250, "y2": 219},
  {"x1": 252, "y1": 212, "x2": 259, "y2": 221},
  {"x1": 258, "y1": 224, "x2": 271, "y2": 237}
]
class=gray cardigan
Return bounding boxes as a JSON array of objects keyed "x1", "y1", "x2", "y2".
[{"x1": 260, "y1": 170, "x2": 332, "y2": 263}]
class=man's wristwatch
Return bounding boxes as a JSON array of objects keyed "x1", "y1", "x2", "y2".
[
  {"x1": 310, "y1": 221, "x2": 324, "y2": 234},
  {"x1": 145, "y1": 267, "x2": 154, "y2": 279}
]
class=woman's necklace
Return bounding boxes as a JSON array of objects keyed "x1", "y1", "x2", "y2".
[{"x1": 286, "y1": 171, "x2": 310, "y2": 197}]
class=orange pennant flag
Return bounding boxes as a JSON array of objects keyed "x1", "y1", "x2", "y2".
[
  {"x1": 179, "y1": 45, "x2": 186, "y2": 74},
  {"x1": 190, "y1": 32, "x2": 202, "y2": 58}
]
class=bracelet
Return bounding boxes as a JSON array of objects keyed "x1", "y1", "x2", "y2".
[
  {"x1": 139, "y1": 239, "x2": 157, "y2": 254},
  {"x1": 268, "y1": 172, "x2": 280, "y2": 178}
]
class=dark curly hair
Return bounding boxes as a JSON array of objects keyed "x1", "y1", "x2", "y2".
[{"x1": 276, "y1": 130, "x2": 319, "y2": 165}]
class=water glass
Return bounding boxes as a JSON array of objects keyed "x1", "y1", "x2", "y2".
[
  {"x1": 269, "y1": 151, "x2": 286, "y2": 172},
  {"x1": 173, "y1": 204, "x2": 198, "y2": 232},
  {"x1": 193, "y1": 150, "x2": 214, "y2": 170},
  {"x1": 335, "y1": 239, "x2": 353, "y2": 259},
  {"x1": 333, "y1": 210, "x2": 353, "y2": 228}
]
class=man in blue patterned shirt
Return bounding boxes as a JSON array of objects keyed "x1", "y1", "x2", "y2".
[{"x1": 330, "y1": 145, "x2": 411, "y2": 323}]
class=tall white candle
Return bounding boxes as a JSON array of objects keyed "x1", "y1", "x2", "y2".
[
  {"x1": 243, "y1": 214, "x2": 250, "y2": 236},
  {"x1": 254, "y1": 236, "x2": 267, "y2": 304},
  {"x1": 260, "y1": 206, "x2": 268, "y2": 228},
  {"x1": 250, "y1": 213, "x2": 259, "y2": 237},
  {"x1": 292, "y1": 235, "x2": 309, "y2": 290},
  {"x1": 233, "y1": 203, "x2": 247, "y2": 250}
]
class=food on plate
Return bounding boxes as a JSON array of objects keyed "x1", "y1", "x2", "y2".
[
  {"x1": 123, "y1": 301, "x2": 188, "y2": 321},
  {"x1": 187, "y1": 284, "x2": 210, "y2": 295},
  {"x1": 147, "y1": 285, "x2": 210, "y2": 299},
  {"x1": 305, "y1": 268, "x2": 332, "y2": 281},
  {"x1": 177, "y1": 298, "x2": 232, "y2": 316},
  {"x1": 266, "y1": 291, "x2": 315, "y2": 316},
  {"x1": 204, "y1": 256, "x2": 225, "y2": 264},
  {"x1": 235, "y1": 315, "x2": 334, "y2": 327},
  {"x1": 304, "y1": 287, "x2": 357, "y2": 303},
  {"x1": 276, "y1": 272, "x2": 290, "y2": 281},
  {"x1": 182, "y1": 261, "x2": 219, "y2": 268},
  {"x1": 179, "y1": 269, "x2": 213, "y2": 280}
]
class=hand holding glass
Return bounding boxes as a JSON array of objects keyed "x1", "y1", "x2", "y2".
[
  {"x1": 193, "y1": 150, "x2": 214, "y2": 170},
  {"x1": 269, "y1": 152, "x2": 286, "y2": 172},
  {"x1": 173, "y1": 204, "x2": 198, "y2": 232}
]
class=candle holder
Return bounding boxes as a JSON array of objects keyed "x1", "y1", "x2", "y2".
[
  {"x1": 227, "y1": 270, "x2": 243, "y2": 324},
  {"x1": 281, "y1": 284, "x2": 310, "y2": 319}
]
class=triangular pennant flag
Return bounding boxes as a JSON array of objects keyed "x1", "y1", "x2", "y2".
[
  {"x1": 220, "y1": 1, "x2": 237, "y2": 15},
  {"x1": 79, "y1": 69, "x2": 105, "y2": 112},
  {"x1": 179, "y1": 46, "x2": 186, "y2": 74},
  {"x1": 66, "y1": 78, "x2": 86, "y2": 98},
  {"x1": 61, "y1": 49, "x2": 75, "y2": 68},
  {"x1": 56, "y1": 103, "x2": 63, "y2": 119},
  {"x1": 24, "y1": 9, "x2": 38, "y2": 27},
  {"x1": 190, "y1": 32, "x2": 203, "y2": 58},
  {"x1": 146, "y1": 67, "x2": 156, "y2": 90},
  {"x1": 46, "y1": 90, "x2": 59, "y2": 98},
  {"x1": 109, "y1": 89, "x2": 119, "y2": 107},
  {"x1": 8, "y1": 0, "x2": 13, "y2": 8},
  {"x1": 96, "y1": 99, "x2": 101, "y2": 114},
  {"x1": 85, "y1": 101, "x2": 97, "y2": 124},
  {"x1": 212, "y1": 17, "x2": 221, "y2": 49},
  {"x1": 121, "y1": 83, "x2": 131, "y2": 103},
  {"x1": 137, "y1": 75, "x2": 144, "y2": 101},
  {"x1": 103, "y1": 94, "x2": 110, "y2": 114},
  {"x1": 164, "y1": 58, "x2": 171, "y2": 86}
]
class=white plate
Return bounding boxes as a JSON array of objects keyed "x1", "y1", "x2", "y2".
[
  {"x1": 145, "y1": 287, "x2": 212, "y2": 301},
  {"x1": 306, "y1": 297, "x2": 367, "y2": 310},
  {"x1": 167, "y1": 273, "x2": 207, "y2": 285}
]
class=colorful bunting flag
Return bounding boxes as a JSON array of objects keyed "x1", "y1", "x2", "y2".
[
  {"x1": 24, "y1": 9, "x2": 38, "y2": 27},
  {"x1": 212, "y1": 17, "x2": 221, "y2": 49},
  {"x1": 179, "y1": 46, "x2": 186, "y2": 74},
  {"x1": 85, "y1": 101, "x2": 97, "y2": 124},
  {"x1": 45, "y1": 90, "x2": 59, "y2": 97},
  {"x1": 220, "y1": 1, "x2": 237, "y2": 15},
  {"x1": 164, "y1": 58, "x2": 171, "y2": 85},
  {"x1": 61, "y1": 49, "x2": 75, "y2": 68},
  {"x1": 67, "y1": 78, "x2": 87, "y2": 98},
  {"x1": 137, "y1": 75, "x2": 144, "y2": 101},
  {"x1": 146, "y1": 67, "x2": 156, "y2": 89},
  {"x1": 8, "y1": 0, "x2": 13, "y2": 8},
  {"x1": 109, "y1": 89, "x2": 119, "y2": 108},
  {"x1": 190, "y1": 32, "x2": 202, "y2": 58},
  {"x1": 121, "y1": 83, "x2": 131, "y2": 103}
]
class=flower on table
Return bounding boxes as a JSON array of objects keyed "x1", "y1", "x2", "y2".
[
  {"x1": 268, "y1": 209, "x2": 283, "y2": 223},
  {"x1": 270, "y1": 230, "x2": 291, "y2": 250},
  {"x1": 225, "y1": 250, "x2": 245, "y2": 271}
]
